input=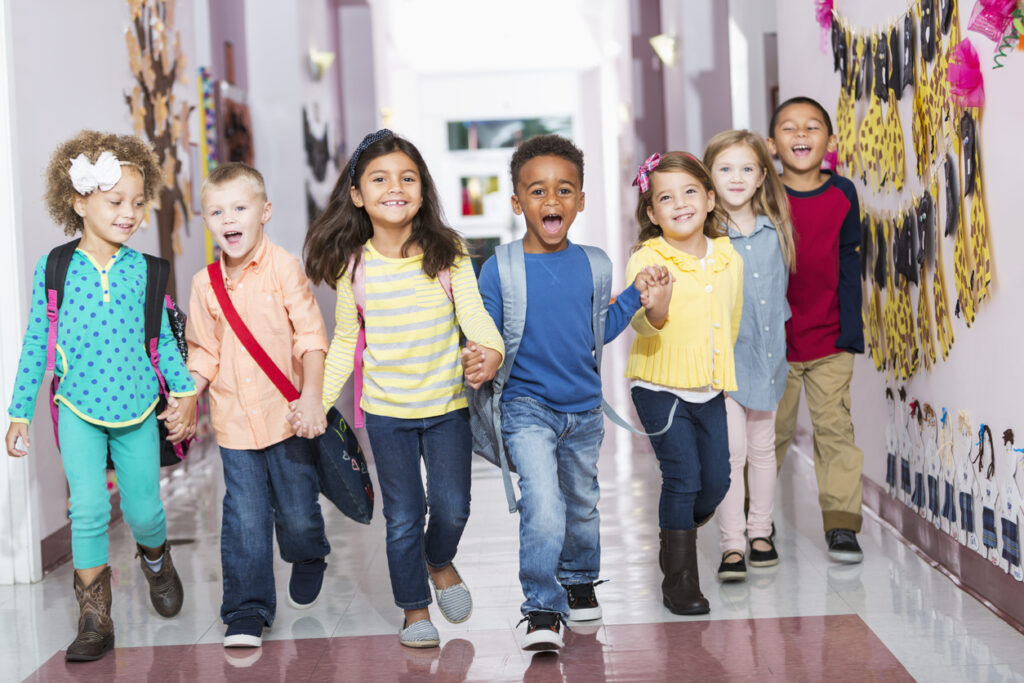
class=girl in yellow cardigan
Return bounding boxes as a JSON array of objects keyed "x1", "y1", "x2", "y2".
[{"x1": 625, "y1": 152, "x2": 743, "y2": 616}]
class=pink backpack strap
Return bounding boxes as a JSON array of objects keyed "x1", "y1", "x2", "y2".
[
  {"x1": 438, "y1": 268, "x2": 453, "y2": 302},
  {"x1": 348, "y1": 252, "x2": 367, "y2": 428}
]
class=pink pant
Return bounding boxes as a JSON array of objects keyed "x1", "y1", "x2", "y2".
[{"x1": 718, "y1": 396, "x2": 777, "y2": 553}]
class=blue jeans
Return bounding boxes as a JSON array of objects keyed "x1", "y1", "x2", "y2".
[
  {"x1": 501, "y1": 397, "x2": 604, "y2": 618},
  {"x1": 631, "y1": 388, "x2": 731, "y2": 530},
  {"x1": 364, "y1": 409, "x2": 472, "y2": 609},
  {"x1": 219, "y1": 436, "x2": 330, "y2": 626}
]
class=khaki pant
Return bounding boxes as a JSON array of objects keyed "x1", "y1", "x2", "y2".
[{"x1": 774, "y1": 351, "x2": 864, "y2": 532}]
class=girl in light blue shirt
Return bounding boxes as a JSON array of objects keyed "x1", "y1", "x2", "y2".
[{"x1": 703, "y1": 130, "x2": 795, "y2": 582}]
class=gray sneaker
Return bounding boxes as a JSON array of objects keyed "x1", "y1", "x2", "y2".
[
  {"x1": 399, "y1": 619, "x2": 440, "y2": 648},
  {"x1": 430, "y1": 564, "x2": 473, "y2": 623}
]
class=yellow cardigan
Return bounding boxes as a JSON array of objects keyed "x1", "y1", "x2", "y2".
[{"x1": 625, "y1": 236, "x2": 744, "y2": 392}]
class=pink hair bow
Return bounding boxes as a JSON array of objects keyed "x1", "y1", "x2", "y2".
[
  {"x1": 632, "y1": 153, "x2": 661, "y2": 193},
  {"x1": 968, "y1": 0, "x2": 1017, "y2": 42},
  {"x1": 948, "y1": 38, "x2": 985, "y2": 107}
]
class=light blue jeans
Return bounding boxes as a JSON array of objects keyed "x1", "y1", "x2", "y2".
[
  {"x1": 501, "y1": 397, "x2": 604, "y2": 618},
  {"x1": 58, "y1": 404, "x2": 166, "y2": 569}
]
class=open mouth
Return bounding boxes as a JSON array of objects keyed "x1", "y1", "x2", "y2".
[
  {"x1": 672, "y1": 212, "x2": 695, "y2": 223},
  {"x1": 382, "y1": 200, "x2": 408, "y2": 207},
  {"x1": 224, "y1": 230, "x2": 243, "y2": 245},
  {"x1": 541, "y1": 214, "x2": 563, "y2": 234},
  {"x1": 791, "y1": 145, "x2": 812, "y2": 157},
  {"x1": 114, "y1": 223, "x2": 134, "y2": 232}
]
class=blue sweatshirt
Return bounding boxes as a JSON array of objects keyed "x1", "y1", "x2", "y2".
[{"x1": 478, "y1": 243, "x2": 641, "y2": 412}]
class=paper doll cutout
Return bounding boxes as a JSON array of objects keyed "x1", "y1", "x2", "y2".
[
  {"x1": 939, "y1": 408, "x2": 957, "y2": 536},
  {"x1": 999, "y1": 429, "x2": 1023, "y2": 580},
  {"x1": 885, "y1": 388, "x2": 899, "y2": 495},
  {"x1": 923, "y1": 405, "x2": 941, "y2": 525},
  {"x1": 978, "y1": 424, "x2": 1000, "y2": 562},
  {"x1": 910, "y1": 401, "x2": 927, "y2": 511},
  {"x1": 957, "y1": 410, "x2": 981, "y2": 550}
]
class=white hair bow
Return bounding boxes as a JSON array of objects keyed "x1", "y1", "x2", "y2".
[{"x1": 69, "y1": 151, "x2": 123, "y2": 195}]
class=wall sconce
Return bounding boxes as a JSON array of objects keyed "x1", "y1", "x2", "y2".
[
  {"x1": 649, "y1": 34, "x2": 677, "y2": 67},
  {"x1": 307, "y1": 45, "x2": 336, "y2": 81}
]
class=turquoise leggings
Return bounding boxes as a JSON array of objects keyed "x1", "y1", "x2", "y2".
[{"x1": 57, "y1": 404, "x2": 167, "y2": 569}]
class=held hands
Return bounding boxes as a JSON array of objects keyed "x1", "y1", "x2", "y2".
[
  {"x1": 5, "y1": 422, "x2": 29, "y2": 458},
  {"x1": 461, "y1": 341, "x2": 502, "y2": 390},
  {"x1": 287, "y1": 391, "x2": 328, "y2": 439},
  {"x1": 159, "y1": 394, "x2": 198, "y2": 444},
  {"x1": 632, "y1": 265, "x2": 673, "y2": 329}
]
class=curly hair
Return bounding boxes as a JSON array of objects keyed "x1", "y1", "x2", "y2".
[
  {"x1": 45, "y1": 130, "x2": 161, "y2": 235},
  {"x1": 509, "y1": 134, "x2": 584, "y2": 190},
  {"x1": 632, "y1": 152, "x2": 729, "y2": 250}
]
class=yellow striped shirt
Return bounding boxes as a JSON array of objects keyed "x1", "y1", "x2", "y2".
[{"x1": 322, "y1": 241, "x2": 504, "y2": 419}]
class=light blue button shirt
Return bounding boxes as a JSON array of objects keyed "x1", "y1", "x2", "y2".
[{"x1": 727, "y1": 216, "x2": 790, "y2": 411}]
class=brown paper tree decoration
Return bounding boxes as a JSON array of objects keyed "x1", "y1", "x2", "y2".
[{"x1": 123, "y1": 0, "x2": 194, "y2": 298}]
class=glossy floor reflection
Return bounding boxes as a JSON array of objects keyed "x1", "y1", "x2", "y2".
[{"x1": 8, "y1": 422, "x2": 1024, "y2": 682}]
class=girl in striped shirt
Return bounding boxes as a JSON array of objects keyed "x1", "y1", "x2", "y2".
[{"x1": 304, "y1": 130, "x2": 504, "y2": 649}]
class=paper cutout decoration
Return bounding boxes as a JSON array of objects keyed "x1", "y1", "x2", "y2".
[
  {"x1": 922, "y1": 0, "x2": 938, "y2": 62},
  {"x1": 903, "y1": 14, "x2": 916, "y2": 93},
  {"x1": 940, "y1": 0, "x2": 954, "y2": 34},
  {"x1": 970, "y1": 172, "x2": 992, "y2": 308},
  {"x1": 944, "y1": 155, "x2": 960, "y2": 237},
  {"x1": 948, "y1": 38, "x2": 985, "y2": 107},
  {"x1": 961, "y1": 111, "x2": 978, "y2": 196},
  {"x1": 874, "y1": 34, "x2": 889, "y2": 100},
  {"x1": 890, "y1": 24, "x2": 904, "y2": 98}
]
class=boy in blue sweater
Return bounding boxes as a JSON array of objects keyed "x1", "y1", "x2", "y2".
[{"x1": 464, "y1": 135, "x2": 669, "y2": 651}]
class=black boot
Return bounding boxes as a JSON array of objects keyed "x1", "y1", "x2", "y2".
[
  {"x1": 66, "y1": 567, "x2": 115, "y2": 661},
  {"x1": 659, "y1": 528, "x2": 710, "y2": 615},
  {"x1": 137, "y1": 542, "x2": 184, "y2": 617}
]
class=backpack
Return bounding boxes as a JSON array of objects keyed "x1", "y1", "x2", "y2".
[
  {"x1": 346, "y1": 249, "x2": 452, "y2": 429},
  {"x1": 467, "y1": 240, "x2": 676, "y2": 513},
  {"x1": 44, "y1": 239, "x2": 192, "y2": 467}
]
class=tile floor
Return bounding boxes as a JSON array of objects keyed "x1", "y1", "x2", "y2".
[{"x1": 8, "y1": 422, "x2": 1024, "y2": 682}]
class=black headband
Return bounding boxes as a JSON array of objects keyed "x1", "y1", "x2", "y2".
[{"x1": 349, "y1": 128, "x2": 395, "y2": 179}]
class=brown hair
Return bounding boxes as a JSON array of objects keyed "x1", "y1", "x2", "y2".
[
  {"x1": 632, "y1": 152, "x2": 729, "y2": 250},
  {"x1": 45, "y1": 130, "x2": 161, "y2": 235},
  {"x1": 702, "y1": 130, "x2": 796, "y2": 271},
  {"x1": 201, "y1": 162, "x2": 267, "y2": 201},
  {"x1": 304, "y1": 133, "x2": 464, "y2": 287}
]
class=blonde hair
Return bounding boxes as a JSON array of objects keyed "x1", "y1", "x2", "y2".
[
  {"x1": 633, "y1": 152, "x2": 729, "y2": 250},
  {"x1": 45, "y1": 131, "x2": 161, "y2": 235},
  {"x1": 201, "y1": 162, "x2": 267, "y2": 202},
  {"x1": 703, "y1": 130, "x2": 796, "y2": 271}
]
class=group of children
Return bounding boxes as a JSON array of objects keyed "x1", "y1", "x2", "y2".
[{"x1": 4, "y1": 94, "x2": 867, "y2": 660}]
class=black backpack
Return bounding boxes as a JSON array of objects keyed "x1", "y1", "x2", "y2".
[{"x1": 44, "y1": 239, "x2": 191, "y2": 467}]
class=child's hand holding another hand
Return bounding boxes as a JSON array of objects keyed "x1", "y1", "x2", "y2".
[
  {"x1": 160, "y1": 394, "x2": 198, "y2": 444},
  {"x1": 461, "y1": 341, "x2": 501, "y2": 390},
  {"x1": 288, "y1": 392, "x2": 328, "y2": 439}
]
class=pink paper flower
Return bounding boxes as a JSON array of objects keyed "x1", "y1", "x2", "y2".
[
  {"x1": 968, "y1": 0, "x2": 1017, "y2": 42},
  {"x1": 948, "y1": 38, "x2": 986, "y2": 107},
  {"x1": 815, "y1": 0, "x2": 835, "y2": 28}
]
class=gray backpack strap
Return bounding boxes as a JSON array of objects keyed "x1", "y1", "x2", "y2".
[
  {"x1": 491, "y1": 240, "x2": 526, "y2": 512},
  {"x1": 581, "y1": 245, "x2": 679, "y2": 438}
]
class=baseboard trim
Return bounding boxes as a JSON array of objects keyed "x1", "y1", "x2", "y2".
[{"x1": 862, "y1": 477, "x2": 1024, "y2": 634}]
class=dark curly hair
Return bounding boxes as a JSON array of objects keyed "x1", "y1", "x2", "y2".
[
  {"x1": 509, "y1": 134, "x2": 584, "y2": 191},
  {"x1": 632, "y1": 152, "x2": 729, "y2": 250},
  {"x1": 45, "y1": 130, "x2": 161, "y2": 235},
  {"x1": 304, "y1": 132, "x2": 464, "y2": 287}
]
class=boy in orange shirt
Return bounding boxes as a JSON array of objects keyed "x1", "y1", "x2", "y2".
[{"x1": 185, "y1": 163, "x2": 331, "y2": 648}]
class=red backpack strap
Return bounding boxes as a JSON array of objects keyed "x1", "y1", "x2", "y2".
[{"x1": 207, "y1": 262, "x2": 301, "y2": 402}]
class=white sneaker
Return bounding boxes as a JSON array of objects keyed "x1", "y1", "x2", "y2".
[{"x1": 521, "y1": 611, "x2": 563, "y2": 651}]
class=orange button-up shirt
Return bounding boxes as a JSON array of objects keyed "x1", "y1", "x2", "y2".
[{"x1": 186, "y1": 235, "x2": 328, "y2": 450}]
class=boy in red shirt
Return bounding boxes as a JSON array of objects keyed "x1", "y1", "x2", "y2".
[{"x1": 767, "y1": 97, "x2": 865, "y2": 563}]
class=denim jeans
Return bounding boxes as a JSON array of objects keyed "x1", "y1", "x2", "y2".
[
  {"x1": 631, "y1": 387, "x2": 731, "y2": 530},
  {"x1": 219, "y1": 436, "x2": 330, "y2": 626},
  {"x1": 501, "y1": 397, "x2": 604, "y2": 618},
  {"x1": 364, "y1": 408, "x2": 472, "y2": 610}
]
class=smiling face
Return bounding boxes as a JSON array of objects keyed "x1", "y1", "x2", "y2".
[
  {"x1": 351, "y1": 151, "x2": 423, "y2": 235},
  {"x1": 202, "y1": 177, "x2": 272, "y2": 269},
  {"x1": 709, "y1": 143, "x2": 766, "y2": 215},
  {"x1": 645, "y1": 170, "x2": 714, "y2": 256},
  {"x1": 511, "y1": 155, "x2": 585, "y2": 254},
  {"x1": 768, "y1": 102, "x2": 837, "y2": 175},
  {"x1": 74, "y1": 166, "x2": 146, "y2": 250}
]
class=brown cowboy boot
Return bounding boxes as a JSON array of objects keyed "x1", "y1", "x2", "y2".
[
  {"x1": 659, "y1": 528, "x2": 710, "y2": 615},
  {"x1": 66, "y1": 566, "x2": 114, "y2": 661},
  {"x1": 137, "y1": 542, "x2": 184, "y2": 617}
]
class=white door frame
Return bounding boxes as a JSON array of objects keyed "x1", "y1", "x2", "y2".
[{"x1": 0, "y1": 0, "x2": 43, "y2": 584}]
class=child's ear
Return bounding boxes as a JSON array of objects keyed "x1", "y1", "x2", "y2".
[
  {"x1": 577, "y1": 191, "x2": 585, "y2": 212},
  {"x1": 645, "y1": 204, "x2": 657, "y2": 226},
  {"x1": 706, "y1": 189, "x2": 715, "y2": 212},
  {"x1": 765, "y1": 137, "x2": 778, "y2": 158},
  {"x1": 73, "y1": 195, "x2": 87, "y2": 218},
  {"x1": 350, "y1": 186, "x2": 364, "y2": 208},
  {"x1": 510, "y1": 194, "x2": 523, "y2": 216},
  {"x1": 261, "y1": 201, "x2": 273, "y2": 224},
  {"x1": 826, "y1": 134, "x2": 838, "y2": 152}
]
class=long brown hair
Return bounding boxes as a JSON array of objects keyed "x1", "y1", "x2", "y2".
[
  {"x1": 632, "y1": 152, "x2": 729, "y2": 251},
  {"x1": 703, "y1": 130, "x2": 796, "y2": 271},
  {"x1": 304, "y1": 134, "x2": 464, "y2": 287}
]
